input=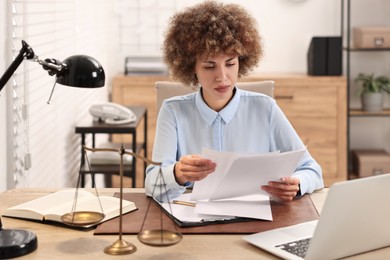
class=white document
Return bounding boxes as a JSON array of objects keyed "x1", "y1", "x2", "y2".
[
  {"x1": 159, "y1": 193, "x2": 236, "y2": 223},
  {"x1": 160, "y1": 193, "x2": 272, "y2": 223},
  {"x1": 190, "y1": 149, "x2": 239, "y2": 201},
  {"x1": 195, "y1": 194, "x2": 272, "y2": 221},
  {"x1": 191, "y1": 148, "x2": 306, "y2": 201}
]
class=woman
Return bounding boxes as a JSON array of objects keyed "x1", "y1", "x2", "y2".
[{"x1": 145, "y1": 1, "x2": 323, "y2": 202}]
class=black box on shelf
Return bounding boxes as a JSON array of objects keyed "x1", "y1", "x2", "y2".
[{"x1": 307, "y1": 36, "x2": 342, "y2": 76}]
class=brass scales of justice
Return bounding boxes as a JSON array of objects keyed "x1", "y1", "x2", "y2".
[{"x1": 60, "y1": 144, "x2": 182, "y2": 255}]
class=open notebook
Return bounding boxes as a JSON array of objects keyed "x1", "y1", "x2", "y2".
[{"x1": 243, "y1": 173, "x2": 390, "y2": 260}]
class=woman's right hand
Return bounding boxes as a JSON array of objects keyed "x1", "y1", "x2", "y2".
[{"x1": 174, "y1": 155, "x2": 216, "y2": 185}]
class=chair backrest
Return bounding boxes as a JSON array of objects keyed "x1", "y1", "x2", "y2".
[{"x1": 156, "y1": 80, "x2": 274, "y2": 114}]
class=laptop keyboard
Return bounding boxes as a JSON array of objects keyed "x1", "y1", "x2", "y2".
[{"x1": 275, "y1": 237, "x2": 311, "y2": 258}]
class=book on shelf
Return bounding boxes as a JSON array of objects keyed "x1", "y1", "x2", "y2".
[{"x1": 2, "y1": 189, "x2": 137, "y2": 228}]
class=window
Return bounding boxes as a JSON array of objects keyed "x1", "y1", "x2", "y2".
[{"x1": 6, "y1": 0, "x2": 113, "y2": 189}]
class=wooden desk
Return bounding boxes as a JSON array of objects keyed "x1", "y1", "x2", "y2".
[
  {"x1": 75, "y1": 106, "x2": 147, "y2": 188},
  {"x1": 1, "y1": 188, "x2": 389, "y2": 259}
]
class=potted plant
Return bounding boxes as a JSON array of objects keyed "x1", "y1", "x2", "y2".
[{"x1": 355, "y1": 73, "x2": 390, "y2": 112}]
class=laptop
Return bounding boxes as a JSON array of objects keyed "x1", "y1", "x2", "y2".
[{"x1": 242, "y1": 173, "x2": 390, "y2": 260}]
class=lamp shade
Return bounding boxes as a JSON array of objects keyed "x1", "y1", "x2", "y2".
[{"x1": 56, "y1": 55, "x2": 105, "y2": 88}]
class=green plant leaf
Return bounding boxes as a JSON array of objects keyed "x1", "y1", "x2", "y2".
[{"x1": 354, "y1": 73, "x2": 390, "y2": 95}]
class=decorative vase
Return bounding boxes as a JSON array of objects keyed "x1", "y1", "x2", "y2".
[{"x1": 361, "y1": 92, "x2": 383, "y2": 112}]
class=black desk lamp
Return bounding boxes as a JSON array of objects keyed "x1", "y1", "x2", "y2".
[{"x1": 0, "y1": 40, "x2": 105, "y2": 259}]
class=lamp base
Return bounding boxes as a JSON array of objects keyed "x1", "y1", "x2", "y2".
[{"x1": 0, "y1": 229, "x2": 38, "y2": 259}]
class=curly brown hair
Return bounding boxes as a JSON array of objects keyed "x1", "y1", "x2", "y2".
[{"x1": 163, "y1": 1, "x2": 263, "y2": 86}]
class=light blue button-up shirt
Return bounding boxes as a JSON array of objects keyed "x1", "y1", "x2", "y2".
[{"x1": 145, "y1": 87, "x2": 324, "y2": 200}]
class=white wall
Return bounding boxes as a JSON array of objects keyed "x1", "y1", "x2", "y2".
[
  {"x1": 229, "y1": 0, "x2": 341, "y2": 74},
  {"x1": 0, "y1": 0, "x2": 119, "y2": 192},
  {"x1": 1, "y1": 0, "x2": 388, "y2": 191},
  {"x1": 0, "y1": 0, "x2": 6, "y2": 191},
  {"x1": 0, "y1": 0, "x2": 345, "y2": 192},
  {"x1": 117, "y1": 0, "x2": 341, "y2": 74}
]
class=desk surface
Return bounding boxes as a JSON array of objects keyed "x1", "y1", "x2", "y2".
[{"x1": 1, "y1": 188, "x2": 388, "y2": 259}]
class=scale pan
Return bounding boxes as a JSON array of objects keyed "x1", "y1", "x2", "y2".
[
  {"x1": 61, "y1": 211, "x2": 105, "y2": 227},
  {"x1": 138, "y1": 230, "x2": 182, "y2": 246}
]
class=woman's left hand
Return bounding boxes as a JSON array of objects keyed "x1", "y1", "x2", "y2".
[{"x1": 261, "y1": 177, "x2": 300, "y2": 202}]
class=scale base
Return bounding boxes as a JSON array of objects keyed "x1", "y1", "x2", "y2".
[
  {"x1": 104, "y1": 239, "x2": 136, "y2": 255},
  {"x1": 0, "y1": 229, "x2": 38, "y2": 259}
]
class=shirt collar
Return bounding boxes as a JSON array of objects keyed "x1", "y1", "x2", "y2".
[{"x1": 195, "y1": 87, "x2": 241, "y2": 125}]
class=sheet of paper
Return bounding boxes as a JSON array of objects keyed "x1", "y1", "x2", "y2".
[
  {"x1": 190, "y1": 149, "x2": 239, "y2": 200},
  {"x1": 192, "y1": 148, "x2": 306, "y2": 201},
  {"x1": 159, "y1": 193, "x2": 232, "y2": 223},
  {"x1": 195, "y1": 194, "x2": 272, "y2": 221}
]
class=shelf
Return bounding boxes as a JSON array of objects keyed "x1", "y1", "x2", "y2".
[
  {"x1": 342, "y1": 0, "x2": 390, "y2": 181},
  {"x1": 343, "y1": 47, "x2": 390, "y2": 52},
  {"x1": 349, "y1": 109, "x2": 390, "y2": 117}
]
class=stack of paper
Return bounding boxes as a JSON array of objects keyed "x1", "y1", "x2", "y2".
[
  {"x1": 192, "y1": 147, "x2": 306, "y2": 200},
  {"x1": 160, "y1": 148, "x2": 306, "y2": 225}
]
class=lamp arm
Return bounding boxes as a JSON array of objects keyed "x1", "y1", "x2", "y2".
[
  {"x1": 35, "y1": 58, "x2": 67, "y2": 76},
  {"x1": 0, "y1": 40, "x2": 69, "y2": 93},
  {"x1": 37, "y1": 59, "x2": 65, "y2": 73},
  {"x1": 0, "y1": 40, "x2": 35, "y2": 92}
]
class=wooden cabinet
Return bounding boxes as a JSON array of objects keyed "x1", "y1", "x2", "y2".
[
  {"x1": 242, "y1": 74, "x2": 347, "y2": 186},
  {"x1": 111, "y1": 74, "x2": 347, "y2": 187}
]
